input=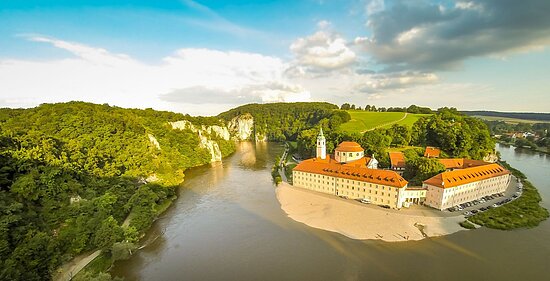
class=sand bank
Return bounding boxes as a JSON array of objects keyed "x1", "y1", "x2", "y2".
[{"x1": 276, "y1": 183, "x2": 465, "y2": 242}]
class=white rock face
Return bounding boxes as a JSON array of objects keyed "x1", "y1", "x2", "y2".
[
  {"x1": 147, "y1": 134, "x2": 161, "y2": 150},
  {"x1": 207, "y1": 125, "x2": 230, "y2": 140},
  {"x1": 169, "y1": 120, "x2": 230, "y2": 141},
  {"x1": 169, "y1": 120, "x2": 225, "y2": 162},
  {"x1": 228, "y1": 113, "x2": 254, "y2": 141}
]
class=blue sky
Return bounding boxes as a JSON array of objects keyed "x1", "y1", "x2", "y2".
[{"x1": 1, "y1": 0, "x2": 549, "y2": 115}]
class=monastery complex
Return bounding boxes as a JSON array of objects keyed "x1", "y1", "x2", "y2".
[{"x1": 292, "y1": 129, "x2": 511, "y2": 210}]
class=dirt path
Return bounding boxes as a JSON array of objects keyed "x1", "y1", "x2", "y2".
[
  {"x1": 53, "y1": 250, "x2": 102, "y2": 281},
  {"x1": 363, "y1": 112, "x2": 408, "y2": 133}
]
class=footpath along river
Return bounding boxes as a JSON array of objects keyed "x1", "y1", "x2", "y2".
[{"x1": 112, "y1": 142, "x2": 550, "y2": 281}]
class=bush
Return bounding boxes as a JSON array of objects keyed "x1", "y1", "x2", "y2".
[{"x1": 459, "y1": 220, "x2": 476, "y2": 229}]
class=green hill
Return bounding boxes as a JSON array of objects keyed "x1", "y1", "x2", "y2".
[
  {"x1": 0, "y1": 102, "x2": 235, "y2": 280},
  {"x1": 338, "y1": 111, "x2": 431, "y2": 133}
]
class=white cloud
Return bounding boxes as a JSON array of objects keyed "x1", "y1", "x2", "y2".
[
  {"x1": 289, "y1": 25, "x2": 356, "y2": 74},
  {"x1": 0, "y1": 36, "x2": 309, "y2": 115},
  {"x1": 366, "y1": 0, "x2": 385, "y2": 16},
  {"x1": 360, "y1": 72, "x2": 439, "y2": 92}
]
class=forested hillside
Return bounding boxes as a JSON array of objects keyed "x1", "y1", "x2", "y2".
[
  {"x1": 218, "y1": 102, "x2": 349, "y2": 141},
  {"x1": 0, "y1": 102, "x2": 235, "y2": 280}
]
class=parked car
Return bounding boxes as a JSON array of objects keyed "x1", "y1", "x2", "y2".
[{"x1": 360, "y1": 198, "x2": 371, "y2": 204}]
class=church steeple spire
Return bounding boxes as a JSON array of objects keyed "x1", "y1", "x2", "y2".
[{"x1": 316, "y1": 127, "x2": 326, "y2": 159}]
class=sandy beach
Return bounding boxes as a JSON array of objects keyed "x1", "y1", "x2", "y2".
[{"x1": 276, "y1": 183, "x2": 465, "y2": 242}]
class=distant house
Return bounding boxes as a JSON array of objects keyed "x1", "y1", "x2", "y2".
[
  {"x1": 389, "y1": 151, "x2": 406, "y2": 175},
  {"x1": 424, "y1": 146, "x2": 441, "y2": 158}
]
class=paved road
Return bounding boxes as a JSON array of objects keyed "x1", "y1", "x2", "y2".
[{"x1": 54, "y1": 250, "x2": 102, "y2": 281}]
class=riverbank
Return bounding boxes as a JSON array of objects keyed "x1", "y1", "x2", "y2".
[
  {"x1": 276, "y1": 183, "x2": 464, "y2": 242},
  {"x1": 497, "y1": 140, "x2": 549, "y2": 155},
  {"x1": 468, "y1": 161, "x2": 549, "y2": 229}
]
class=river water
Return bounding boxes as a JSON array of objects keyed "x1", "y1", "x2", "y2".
[{"x1": 112, "y1": 142, "x2": 550, "y2": 281}]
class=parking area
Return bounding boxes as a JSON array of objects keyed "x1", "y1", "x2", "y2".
[{"x1": 445, "y1": 175, "x2": 522, "y2": 217}]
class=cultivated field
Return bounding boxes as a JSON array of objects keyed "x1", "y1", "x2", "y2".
[
  {"x1": 339, "y1": 111, "x2": 431, "y2": 133},
  {"x1": 472, "y1": 115, "x2": 550, "y2": 124}
]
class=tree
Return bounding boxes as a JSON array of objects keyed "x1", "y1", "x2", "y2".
[
  {"x1": 111, "y1": 242, "x2": 137, "y2": 261},
  {"x1": 340, "y1": 103, "x2": 351, "y2": 110},
  {"x1": 93, "y1": 216, "x2": 124, "y2": 249},
  {"x1": 404, "y1": 158, "x2": 446, "y2": 186},
  {"x1": 386, "y1": 124, "x2": 411, "y2": 147}
]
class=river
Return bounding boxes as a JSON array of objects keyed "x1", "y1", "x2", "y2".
[{"x1": 112, "y1": 142, "x2": 550, "y2": 281}]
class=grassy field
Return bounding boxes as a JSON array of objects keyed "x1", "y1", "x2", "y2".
[
  {"x1": 473, "y1": 115, "x2": 550, "y2": 124},
  {"x1": 339, "y1": 111, "x2": 431, "y2": 134}
]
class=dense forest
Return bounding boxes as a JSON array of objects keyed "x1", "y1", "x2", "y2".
[
  {"x1": 218, "y1": 102, "x2": 349, "y2": 141},
  {"x1": 0, "y1": 102, "x2": 235, "y2": 280}
]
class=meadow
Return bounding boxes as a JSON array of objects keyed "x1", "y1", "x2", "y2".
[{"x1": 338, "y1": 111, "x2": 431, "y2": 134}]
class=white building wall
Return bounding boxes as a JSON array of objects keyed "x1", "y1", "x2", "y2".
[
  {"x1": 292, "y1": 170, "x2": 404, "y2": 209},
  {"x1": 335, "y1": 150, "x2": 364, "y2": 163},
  {"x1": 424, "y1": 174, "x2": 511, "y2": 210}
]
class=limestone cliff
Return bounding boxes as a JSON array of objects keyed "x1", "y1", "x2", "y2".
[
  {"x1": 170, "y1": 120, "x2": 230, "y2": 140},
  {"x1": 169, "y1": 120, "x2": 225, "y2": 162},
  {"x1": 168, "y1": 114, "x2": 261, "y2": 163},
  {"x1": 228, "y1": 113, "x2": 254, "y2": 141},
  {"x1": 147, "y1": 134, "x2": 161, "y2": 150}
]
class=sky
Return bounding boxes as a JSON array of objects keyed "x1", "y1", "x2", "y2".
[{"x1": 0, "y1": 0, "x2": 549, "y2": 116}]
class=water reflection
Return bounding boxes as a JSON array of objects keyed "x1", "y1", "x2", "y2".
[{"x1": 112, "y1": 143, "x2": 550, "y2": 281}]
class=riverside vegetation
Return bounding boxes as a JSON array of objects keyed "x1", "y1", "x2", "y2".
[
  {"x1": 468, "y1": 161, "x2": 549, "y2": 230},
  {"x1": 0, "y1": 102, "x2": 547, "y2": 280},
  {"x1": 0, "y1": 102, "x2": 235, "y2": 280},
  {"x1": 0, "y1": 101, "x2": 351, "y2": 280}
]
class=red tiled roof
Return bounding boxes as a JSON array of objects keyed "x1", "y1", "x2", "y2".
[
  {"x1": 335, "y1": 141, "x2": 364, "y2": 152},
  {"x1": 424, "y1": 146, "x2": 441, "y2": 158},
  {"x1": 438, "y1": 158, "x2": 489, "y2": 170},
  {"x1": 389, "y1": 152, "x2": 406, "y2": 168},
  {"x1": 293, "y1": 156, "x2": 408, "y2": 188},
  {"x1": 423, "y1": 163, "x2": 509, "y2": 188}
]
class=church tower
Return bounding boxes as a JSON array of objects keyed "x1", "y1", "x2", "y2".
[{"x1": 316, "y1": 127, "x2": 326, "y2": 159}]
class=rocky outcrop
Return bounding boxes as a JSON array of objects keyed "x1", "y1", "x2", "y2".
[
  {"x1": 168, "y1": 114, "x2": 261, "y2": 163},
  {"x1": 147, "y1": 134, "x2": 161, "y2": 150},
  {"x1": 228, "y1": 113, "x2": 254, "y2": 141},
  {"x1": 169, "y1": 120, "x2": 225, "y2": 162},
  {"x1": 169, "y1": 120, "x2": 230, "y2": 141}
]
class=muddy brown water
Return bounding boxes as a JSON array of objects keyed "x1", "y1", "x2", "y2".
[{"x1": 112, "y1": 142, "x2": 550, "y2": 281}]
